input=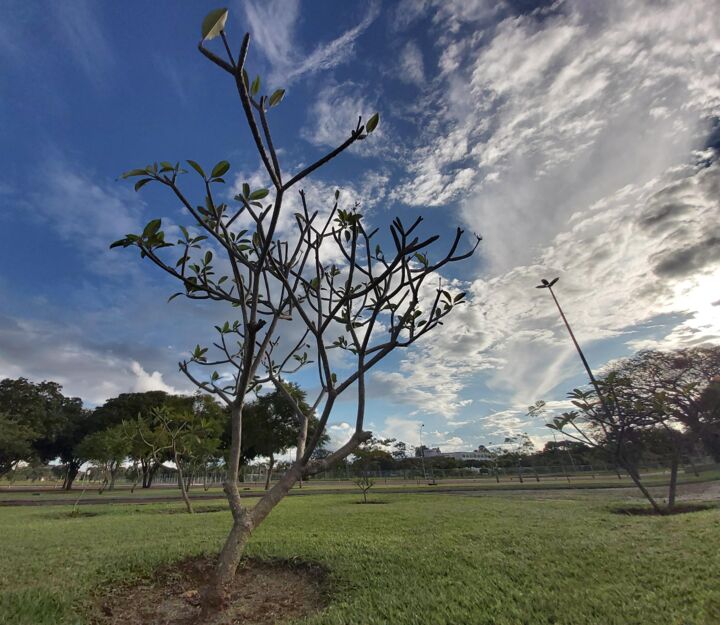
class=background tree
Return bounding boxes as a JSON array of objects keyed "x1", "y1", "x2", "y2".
[
  {"x1": 0, "y1": 412, "x2": 36, "y2": 477},
  {"x1": 74, "y1": 425, "x2": 130, "y2": 492},
  {"x1": 614, "y1": 347, "x2": 720, "y2": 461},
  {"x1": 111, "y1": 9, "x2": 478, "y2": 612},
  {"x1": 695, "y1": 378, "x2": 720, "y2": 460},
  {"x1": 546, "y1": 372, "x2": 670, "y2": 514},
  {"x1": 0, "y1": 378, "x2": 88, "y2": 489},
  {"x1": 94, "y1": 391, "x2": 187, "y2": 488}
]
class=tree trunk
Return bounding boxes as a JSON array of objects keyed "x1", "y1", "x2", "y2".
[
  {"x1": 62, "y1": 460, "x2": 80, "y2": 491},
  {"x1": 264, "y1": 454, "x2": 274, "y2": 491},
  {"x1": 175, "y1": 453, "x2": 194, "y2": 514},
  {"x1": 668, "y1": 452, "x2": 680, "y2": 511},
  {"x1": 109, "y1": 463, "x2": 118, "y2": 491},
  {"x1": 201, "y1": 464, "x2": 302, "y2": 615},
  {"x1": 141, "y1": 459, "x2": 150, "y2": 488},
  {"x1": 624, "y1": 463, "x2": 663, "y2": 514}
]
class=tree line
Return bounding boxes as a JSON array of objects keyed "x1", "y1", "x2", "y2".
[{"x1": 0, "y1": 378, "x2": 324, "y2": 504}]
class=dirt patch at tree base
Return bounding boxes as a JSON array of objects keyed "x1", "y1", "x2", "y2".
[
  {"x1": 611, "y1": 503, "x2": 716, "y2": 516},
  {"x1": 92, "y1": 556, "x2": 329, "y2": 625}
]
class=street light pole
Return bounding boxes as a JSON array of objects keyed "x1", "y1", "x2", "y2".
[
  {"x1": 535, "y1": 277, "x2": 614, "y2": 421},
  {"x1": 419, "y1": 423, "x2": 428, "y2": 482}
]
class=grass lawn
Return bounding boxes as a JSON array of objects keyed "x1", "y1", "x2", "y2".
[{"x1": 0, "y1": 491, "x2": 718, "y2": 625}]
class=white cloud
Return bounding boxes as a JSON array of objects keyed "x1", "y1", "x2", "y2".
[
  {"x1": 398, "y1": 41, "x2": 425, "y2": 85},
  {"x1": 243, "y1": 0, "x2": 379, "y2": 86},
  {"x1": 130, "y1": 361, "x2": 179, "y2": 395},
  {"x1": 0, "y1": 314, "x2": 188, "y2": 406},
  {"x1": 367, "y1": 0, "x2": 720, "y2": 428},
  {"x1": 377, "y1": 155, "x2": 720, "y2": 425}
]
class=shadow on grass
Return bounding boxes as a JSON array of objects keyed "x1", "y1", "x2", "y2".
[{"x1": 610, "y1": 503, "x2": 716, "y2": 516}]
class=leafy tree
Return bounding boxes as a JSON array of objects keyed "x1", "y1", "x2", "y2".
[
  {"x1": 392, "y1": 440, "x2": 408, "y2": 460},
  {"x1": 0, "y1": 378, "x2": 88, "y2": 488},
  {"x1": 696, "y1": 379, "x2": 720, "y2": 460},
  {"x1": 0, "y1": 412, "x2": 36, "y2": 477},
  {"x1": 614, "y1": 347, "x2": 720, "y2": 462},
  {"x1": 545, "y1": 372, "x2": 675, "y2": 514},
  {"x1": 111, "y1": 8, "x2": 478, "y2": 611},
  {"x1": 74, "y1": 425, "x2": 130, "y2": 492},
  {"x1": 129, "y1": 397, "x2": 224, "y2": 513},
  {"x1": 93, "y1": 391, "x2": 187, "y2": 488}
]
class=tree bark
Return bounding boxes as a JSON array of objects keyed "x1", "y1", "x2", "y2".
[
  {"x1": 201, "y1": 463, "x2": 302, "y2": 615},
  {"x1": 624, "y1": 463, "x2": 663, "y2": 514},
  {"x1": 109, "y1": 463, "x2": 118, "y2": 491},
  {"x1": 176, "y1": 452, "x2": 194, "y2": 514},
  {"x1": 264, "y1": 454, "x2": 274, "y2": 491},
  {"x1": 62, "y1": 460, "x2": 80, "y2": 491}
]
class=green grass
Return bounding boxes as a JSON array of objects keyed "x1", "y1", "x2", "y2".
[{"x1": 1, "y1": 491, "x2": 719, "y2": 625}]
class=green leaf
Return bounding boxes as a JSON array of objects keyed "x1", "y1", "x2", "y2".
[
  {"x1": 211, "y1": 160, "x2": 230, "y2": 178},
  {"x1": 134, "y1": 178, "x2": 152, "y2": 192},
  {"x1": 251, "y1": 75, "x2": 261, "y2": 96},
  {"x1": 204, "y1": 250, "x2": 213, "y2": 265},
  {"x1": 248, "y1": 188, "x2": 269, "y2": 200},
  {"x1": 365, "y1": 112, "x2": 379, "y2": 133},
  {"x1": 242, "y1": 183, "x2": 250, "y2": 198},
  {"x1": 200, "y1": 8, "x2": 228, "y2": 41},
  {"x1": 167, "y1": 292, "x2": 183, "y2": 303},
  {"x1": 143, "y1": 219, "x2": 161, "y2": 238},
  {"x1": 121, "y1": 168, "x2": 149, "y2": 179},
  {"x1": 109, "y1": 238, "x2": 130, "y2": 249},
  {"x1": 187, "y1": 160, "x2": 206, "y2": 178},
  {"x1": 268, "y1": 89, "x2": 285, "y2": 107}
]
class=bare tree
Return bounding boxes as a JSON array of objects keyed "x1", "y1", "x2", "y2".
[
  {"x1": 111, "y1": 9, "x2": 479, "y2": 612},
  {"x1": 354, "y1": 473, "x2": 375, "y2": 504}
]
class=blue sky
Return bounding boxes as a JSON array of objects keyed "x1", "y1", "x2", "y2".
[{"x1": 1, "y1": 0, "x2": 719, "y2": 453}]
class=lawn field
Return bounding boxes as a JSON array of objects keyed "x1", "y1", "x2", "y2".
[{"x1": 1, "y1": 490, "x2": 718, "y2": 625}]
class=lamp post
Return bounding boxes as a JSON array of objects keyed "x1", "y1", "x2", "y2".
[
  {"x1": 535, "y1": 277, "x2": 613, "y2": 421},
  {"x1": 419, "y1": 423, "x2": 428, "y2": 482}
]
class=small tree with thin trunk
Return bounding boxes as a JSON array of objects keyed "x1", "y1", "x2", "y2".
[
  {"x1": 354, "y1": 473, "x2": 375, "y2": 504},
  {"x1": 546, "y1": 375, "x2": 669, "y2": 514},
  {"x1": 111, "y1": 9, "x2": 479, "y2": 613}
]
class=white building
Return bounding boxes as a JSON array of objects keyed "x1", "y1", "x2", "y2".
[{"x1": 419, "y1": 445, "x2": 493, "y2": 461}]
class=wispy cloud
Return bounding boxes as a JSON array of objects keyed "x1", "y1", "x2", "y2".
[
  {"x1": 243, "y1": 0, "x2": 380, "y2": 85},
  {"x1": 28, "y1": 154, "x2": 144, "y2": 277},
  {"x1": 48, "y1": 0, "x2": 114, "y2": 84}
]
